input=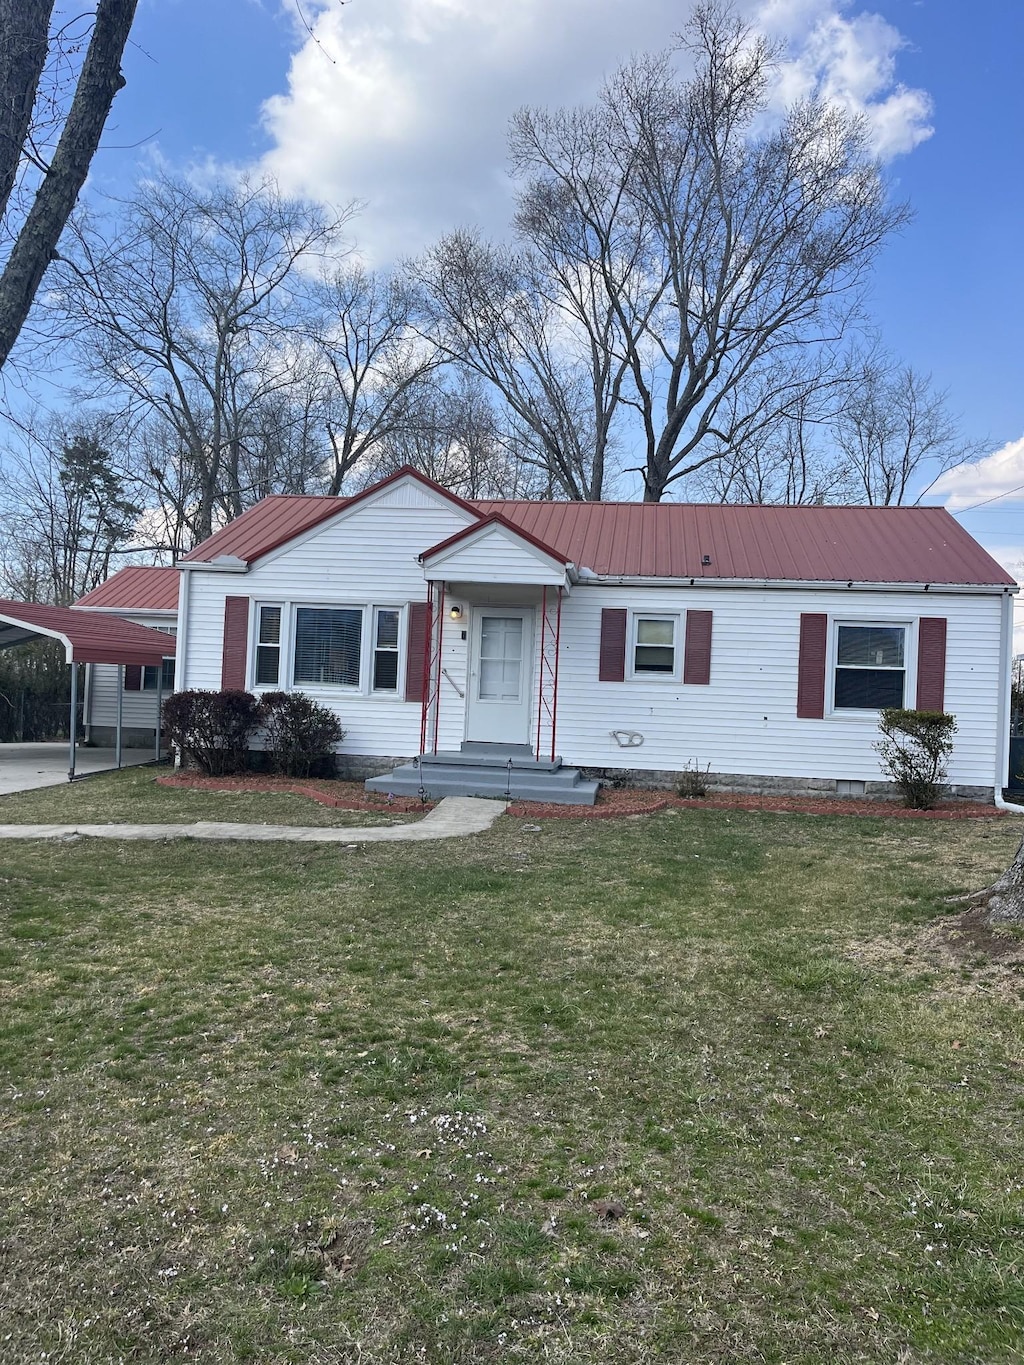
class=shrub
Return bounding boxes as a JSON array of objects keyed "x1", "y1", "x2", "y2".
[
  {"x1": 676, "y1": 761, "x2": 711, "y2": 799},
  {"x1": 162, "y1": 689, "x2": 261, "y2": 776},
  {"x1": 258, "y1": 691, "x2": 345, "y2": 778},
  {"x1": 875, "y1": 708, "x2": 957, "y2": 809}
]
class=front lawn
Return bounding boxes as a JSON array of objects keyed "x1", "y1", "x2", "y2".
[
  {"x1": 0, "y1": 766, "x2": 417, "y2": 826},
  {"x1": 1, "y1": 788, "x2": 1022, "y2": 1362}
]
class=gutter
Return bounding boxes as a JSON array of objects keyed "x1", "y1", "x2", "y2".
[
  {"x1": 177, "y1": 556, "x2": 248, "y2": 574},
  {"x1": 575, "y1": 574, "x2": 1015, "y2": 596}
]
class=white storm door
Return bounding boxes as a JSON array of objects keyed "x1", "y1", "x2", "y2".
[{"x1": 466, "y1": 610, "x2": 533, "y2": 745}]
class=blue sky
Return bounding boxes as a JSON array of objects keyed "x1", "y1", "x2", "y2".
[{"x1": 82, "y1": 0, "x2": 1024, "y2": 598}]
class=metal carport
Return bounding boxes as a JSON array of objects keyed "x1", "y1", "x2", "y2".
[{"x1": 0, "y1": 599, "x2": 176, "y2": 781}]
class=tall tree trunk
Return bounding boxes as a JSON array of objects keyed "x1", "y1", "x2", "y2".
[
  {"x1": 0, "y1": 0, "x2": 138, "y2": 370},
  {"x1": 0, "y1": 0, "x2": 55, "y2": 226},
  {"x1": 966, "y1": 834, "x2": 1024, "y2": 925}
]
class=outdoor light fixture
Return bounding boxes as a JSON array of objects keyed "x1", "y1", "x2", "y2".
[{"x1": 449, "y1": 604, "x2": 464, "y2": 621}]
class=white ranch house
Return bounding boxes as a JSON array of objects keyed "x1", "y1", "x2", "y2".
[{"x1": 77, "y1": 467, "x2": 1018, "y2": 805}]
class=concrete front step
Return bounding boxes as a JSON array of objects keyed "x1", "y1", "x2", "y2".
[
  {"x1": 365, "y1": 761, "x2": 599, "y2": 806},
  {"x1": 420, "y1": 749, "x2": 563, "y2": 773}
]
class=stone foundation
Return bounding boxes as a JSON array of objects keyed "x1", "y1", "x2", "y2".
[
  {"x1": 580, "y1": 766, "x2": 994, "y2": 804},
  {"x1": 332, "y1": 753, "x2": 414, "y2": 783},
  {"x1": 300, "y1": 751, "x2": 994, "y2": 804}
]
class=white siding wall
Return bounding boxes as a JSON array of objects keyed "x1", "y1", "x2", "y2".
[
  {"x1": 428, "y1": 527, "x2": 565, "y2": 585},
  {"x1": 181, "y1": 498, "x2": 475, "y2": 756},
  {"x1": 85, "y1": 611, "x2": 175, "y2": 731},
  {"x1": 553, "y1": 583, "x2": 1004, "y2": 785},
  {"x1": 179, "y1": 485, "x2": 1006, "y2": 785}
]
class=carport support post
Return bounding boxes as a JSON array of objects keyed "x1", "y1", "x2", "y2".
[
  {"x1": 67, "y1": 662, "x2": 78, "y2": 782},
  {"x1": 154, "y1": 669, "x2": 162, "y2": 763},
  {"x1": 115, "y1": 665, "x2": 124, "y2": 769}
]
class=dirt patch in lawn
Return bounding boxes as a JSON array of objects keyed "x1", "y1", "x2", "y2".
[{"x1": 156, "y1": 773, "x2": 435, "y2": 814}]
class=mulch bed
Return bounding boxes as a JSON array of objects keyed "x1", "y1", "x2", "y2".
[
  {"x1": 156, "y1": 774, "x2": 435, "y2": 814},
  {"x1": 506, "y1": 789, "x2": 1010, "y2": 820},
  {"x1": 157, "y1": 772, "x2": 1008, "y2": 822}
]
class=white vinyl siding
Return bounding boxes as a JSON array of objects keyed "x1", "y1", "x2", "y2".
[
  {"x1": 176, "y1": 482, "x2": 1006, "y2": 786},
  {"x1": 83, "y1": 611, "x2": 176, "y2": 733},
  {"x1": 552, "y1": 585, "x2": 1002, "y2": 789},
  {"x1": 180, "y1": 495, "x2": 477, "y2": 756}
]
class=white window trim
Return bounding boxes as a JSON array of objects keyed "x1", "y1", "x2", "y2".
[
  {"x1": 289, "y1": 602, "x2": 366, "y2": 692},
  {"x1": 252, "y1": 601, "x2": 286, "y2": 691},
  {"x1": 629, "y1": 611, "x2": 680, "y2": 682},
  {"x1": 250, "y1": 602, "x2": 408, "y2": 698},
  {"x1": 828, "y1": 617, "x2": 915, "y2": 717},
  {"x1": 370, "y1": 605, "x2": 404, "y2": 695}
]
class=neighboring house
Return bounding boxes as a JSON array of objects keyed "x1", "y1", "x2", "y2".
[
  {"x1": 82, "y1": 467, "x2": 1019, "y2": 801},
  {"x1": 76, "y1": 566, "x2": 180, "y2": 746}
]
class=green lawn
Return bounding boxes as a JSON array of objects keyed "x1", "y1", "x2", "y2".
[
  {"x1": 0, "y1": 766, "x2": 415, "y2": 826},
  {"x1": 1, "y1": 784, "x2": 1022, "y2": 1363}
]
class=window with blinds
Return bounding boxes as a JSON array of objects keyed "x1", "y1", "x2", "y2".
[
  {"x1": 255, "y1": 605, "x2": 282, "y2": 686},
  {"x1": 293, "y1": 607, "x2": 362, "y2": 687},
  {"x1": 372, "y1": 608, "x2": 400, "y2": 691},
  {"x1": 834, "y1": 623, "x2": 906, "y2": 709}
]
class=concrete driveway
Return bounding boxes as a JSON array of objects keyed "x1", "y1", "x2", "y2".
[{"x1": 0, "y1": 743, "x2": 159, "y2": 795}]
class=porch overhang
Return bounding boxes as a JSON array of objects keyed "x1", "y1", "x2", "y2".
[{"x1": 419, "y1": 515, "x2": 575, "y2": 589}]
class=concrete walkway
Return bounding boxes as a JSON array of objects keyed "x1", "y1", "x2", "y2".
[{"x1": 0, "y1": 795, "x2": 508, "y2": 843}]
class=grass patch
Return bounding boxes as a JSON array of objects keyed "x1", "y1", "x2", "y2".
[
  {"x1": 0, "y1": 791, "x2": 1022, "y2": 1361},
  {"x1": 0, "y1": 766, "x2": 416, "y2": 826}
]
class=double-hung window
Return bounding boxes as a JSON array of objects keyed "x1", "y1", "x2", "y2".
[
  {"x1": 141, "y1": 658, "x2": 176, "y2": 691},
  {"x1": 293, "y1": 607, "x2": 362, "y2": 688},
  {"x1": 372, "y1": 608, "x2": 400, "y2": 692},
  {"x1": 834, "y1": 623, "x2": 906, "y2": 709},
  {"x1": 255, "y1": 605, "x2": 282, "y2": 686},
  {"x1": 633, "y1": 616, "x2": 676, "y2": 675}
]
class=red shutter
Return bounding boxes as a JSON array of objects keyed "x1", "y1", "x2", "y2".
[
  {"x1": 916, "y1": 617, "x2": 947, "y2": 712},
  {"x1": 221, "y1": 596, "x2": 249, "y2": 690},
  {"x1": 683, "y1": 610, "x2": 713, "y2": 685},
  {"x1": 124, "y1": 665, "x2": 142, "y2": 691},
  {"x1": 599, "y1": 608, "x2": 628, "y2": 681},
  {"x1": 405, "y1": 600, "x2": 431, "y2": 703},
  {"x1": 797, "y1": 613, "x2": 828, "y2": 719}
]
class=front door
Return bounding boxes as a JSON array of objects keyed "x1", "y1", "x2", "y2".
[{"x1": 465, "y1": 609, "x2": 533, "y2": 746}]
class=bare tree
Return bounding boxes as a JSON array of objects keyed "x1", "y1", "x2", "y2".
[
  {"x1": 56, "y1": 172, "x2": 354, "y2": 544},
  {"x1": 416, "y1": 3, "x2": 909, "y2": 502},
  {"x1": 312, "y1": 265, "x2": 440, "y2": 495},
  {"x1": 410, "y1": 231, "x2": 612, "y2": 500},
  {"x1": 832, "y1": 350, "x2": 980, "y2": 505},
  {"x1": 0, "y1": 0, "x2": 138, "y2": 371},
  {"x1": 372, "y1": 373, "x2": 547, "y2": 500}
]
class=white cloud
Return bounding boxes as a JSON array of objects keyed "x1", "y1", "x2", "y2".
[
  {"x1": 756, "y1": 1, "x2": 933, "y2": 159},
  {"x1": 930, "y1": 436, "x2": 1024, "y2": 512},
  {"x1": 258, "y1": 0, "x2": 933, "y2": 265}
]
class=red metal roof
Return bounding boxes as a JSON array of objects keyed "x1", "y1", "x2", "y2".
[
  {"x1": 0, "y1": 600, "x2": 176, "y2": 665},
  {"x1": 174, "y1": 468, "x2": 1015, "y2": 587},
  {"x1": 474, "y1": 501, "x2": 1015, "y2": 586},
  {"x1": 180, "y1": 469, "x2": 486, "y2": 565},
  {"x1": 180, "y1": 496, "x2": 350, "y2": 564},
  {"x1": 76, "y1": 565, "x2": 181, "y2": 611}
]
